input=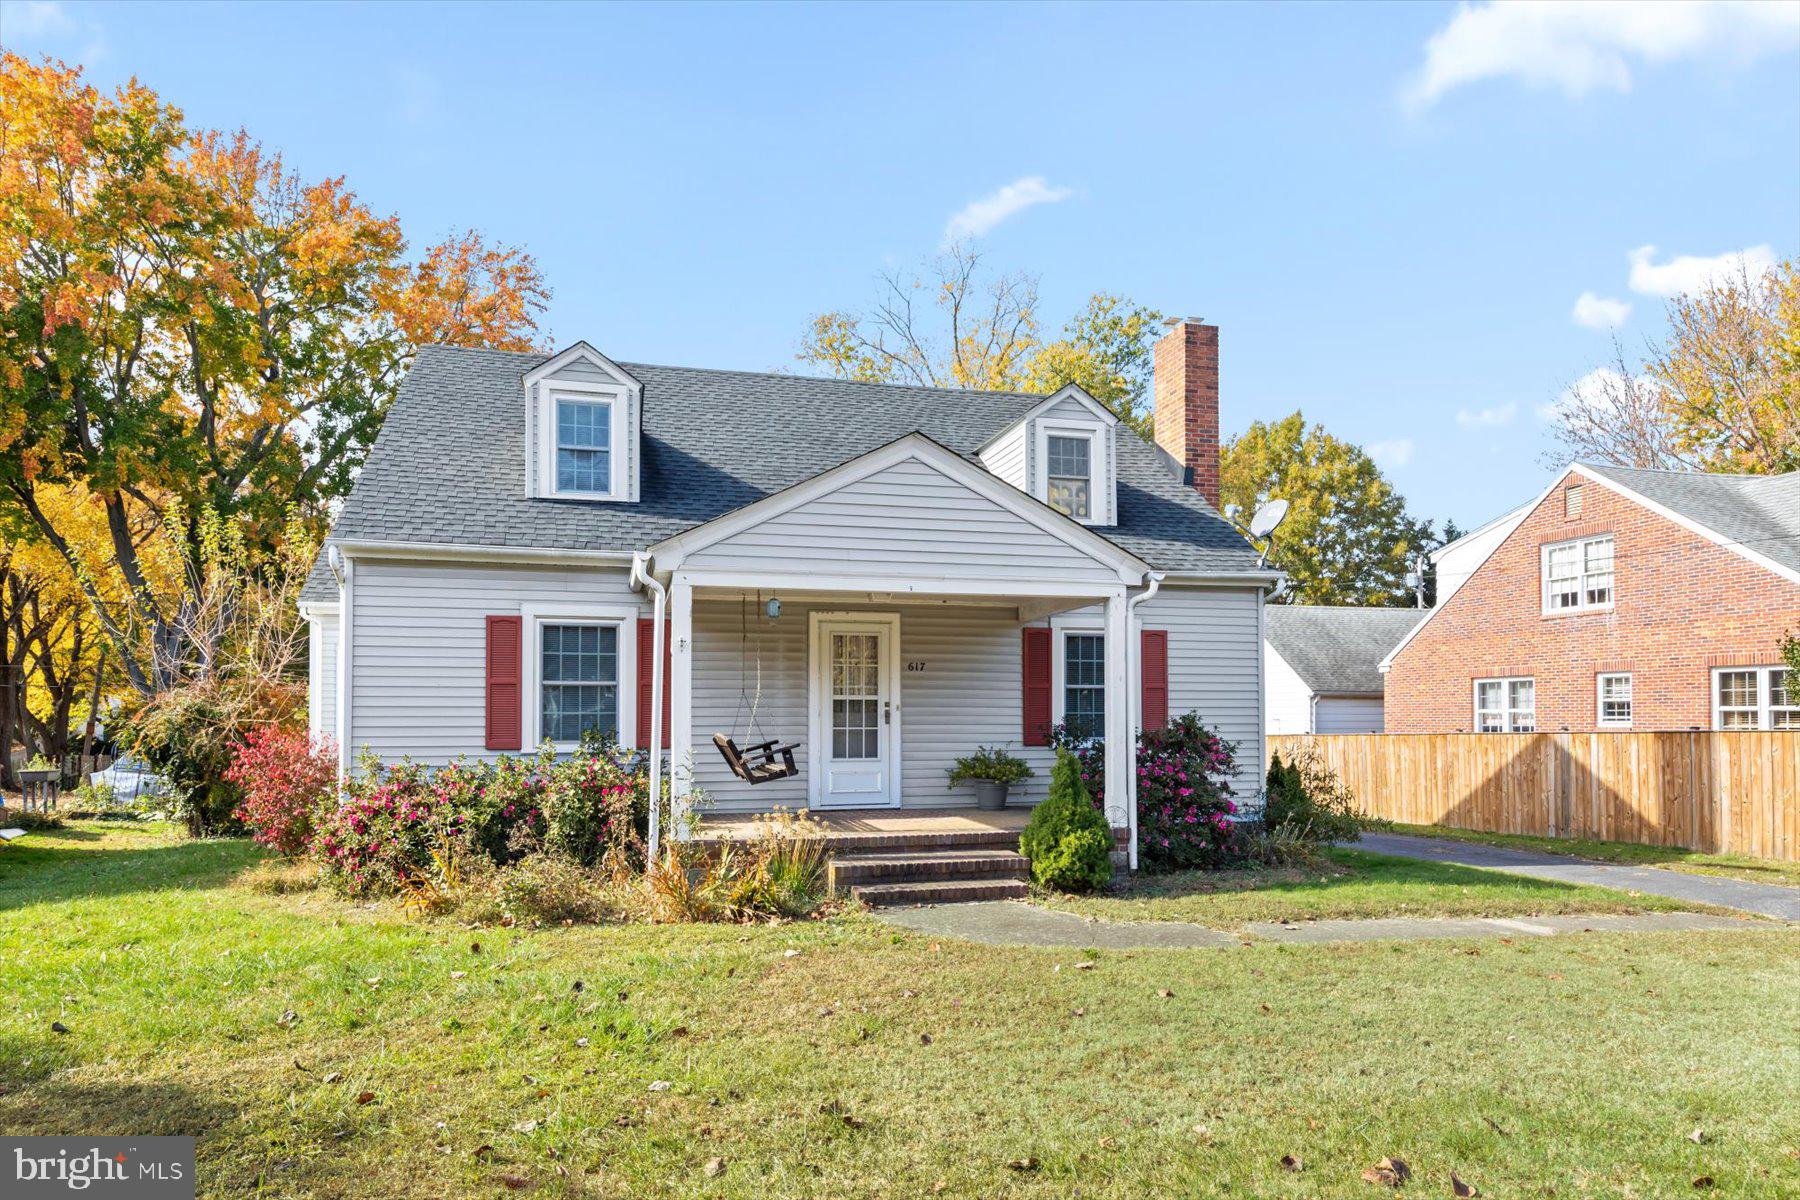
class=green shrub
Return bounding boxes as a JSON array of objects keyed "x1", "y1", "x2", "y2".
[
  {"x1": 1021, "y1": 749, "x2": 1114, "y2": 892},
  {"x1": 492, "y1": 854, "x2": 616, "y2": 925},
  {"x1": 0, "y1": 806, "x2": 64, "y2": 832},
  {"x1": 1264, "y1": 745, "x2": 1361, "y2": 845},
  {"x1": 116, "y1": 678, "x2": 303, "y2": 835}
]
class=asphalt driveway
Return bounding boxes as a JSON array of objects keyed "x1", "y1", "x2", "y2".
[{"x1": 1358, "y1": 832, "x2": 1800, "y2": 921}]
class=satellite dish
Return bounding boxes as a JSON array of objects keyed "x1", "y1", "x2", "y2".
[{"x1": 1248, "y1": 499, "x2": 1290, "y2": 540}]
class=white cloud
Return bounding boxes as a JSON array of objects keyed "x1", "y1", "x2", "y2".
[
  {"x1": 1456, "y1": 402, "x2": 1518, "y2": 429},
  {"x1": 1571, "y1": 291, "x2": 1632, "y2": 329},
  {"x1": 1537, "y1": 366, "x2": 1659, "y2": 423},
  {"x1": 943, "y1": 176, "x2": 1073, "y2": 242},
  {"x1": 7, "y1": 0, "x2": 75, "y2": 35},
  {"x1": 1404, "y1": 1, "x2": 1800, "y2": 110},
  {"x1": 1367, "y1": 438, "x2": 1415, "y2": 469},
  {"x1": 1626, "y1": 243, "x2": 1777, "y2": 297}
]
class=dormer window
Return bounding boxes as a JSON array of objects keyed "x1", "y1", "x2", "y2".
[
  {"x1": 1046, "y1": 434, "x2": 1092, "y2": 520},
  {"x1": 556, "y1": 396, "x2": 613, "y2": 494},
  {"x1": 524, "y1": 343, "x2": 642, "y2": 503}
]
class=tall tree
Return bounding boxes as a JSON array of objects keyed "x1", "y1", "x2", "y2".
[
  {"x1": 0, "y1": 54, "x2": 550, "y2": 694},
  {"x1": 1548, "y1": 259, "x2": 1798, "y2": 474},
  {"x1": 1222, "y1": 412, "x2": 1432, "y2": 606},
  {"x1": 798, "y1": 243, "x2": 1163, "y2": 435}
]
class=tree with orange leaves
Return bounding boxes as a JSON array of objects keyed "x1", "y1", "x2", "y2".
[{"x1": 0, "y1": 54, "x2": 550, "y2": 694}]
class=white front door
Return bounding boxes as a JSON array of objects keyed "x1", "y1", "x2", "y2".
[{"x1": 809, "y1": 613, "x2": 901, "y2": 808}]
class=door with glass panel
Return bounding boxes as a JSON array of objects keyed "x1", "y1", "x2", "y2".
[{"x1": 810, "y1": 614, "x2": 900, "y2": 808}]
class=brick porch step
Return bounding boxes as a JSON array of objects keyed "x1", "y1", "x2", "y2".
[
  {"x1": 827, "y1": 849, "x2": 1029, "y2": 890},
  {"x1": 850, "y1": 877, "x2": 1030, "y2": 906}
]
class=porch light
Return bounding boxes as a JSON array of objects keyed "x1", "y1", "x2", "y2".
[{"x1": 765, "y1": 597, "x2": 782, "y2": 620}]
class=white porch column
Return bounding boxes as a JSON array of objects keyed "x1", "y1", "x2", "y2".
[
  {"x1": 669, "y1": 573, "x2": 695, "y2": 841},
  {"x1": 1102, "y1": 588, "x2": 1134, "y2": 869}
]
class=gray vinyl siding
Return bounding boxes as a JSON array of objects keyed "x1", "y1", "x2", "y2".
[
  {"x1": 313, "y1": 616, "x2": 340, "y2": 743},
  {"x1": 348, "y1": 559, "x2": 642, "y2": 764},
  {"x1": 683, "y1": 457, "x2": 1119, "y2": 584},
  {"x1": 1264, "y1": 644, "x2": 1315, "y2": 735},
  {"x1": 978, "y1": 422, "x2": 1028, "y2": 490},
  {"x1": 1041, "y1": 395, "x2": 1099, "y2": 422},
  {"x1": 692, "y1": 598, "x2": 1056, "y2": 812},
  {"x1": 1315, "y1": 696, "x2": 1384, "y2": 734},
  {"x1": 1141, "y1": 584, "x2": 1266, "y2": 806}
]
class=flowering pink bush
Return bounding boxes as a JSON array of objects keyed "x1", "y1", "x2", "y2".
[
  {"x1": 225, "y1": 725, "x2": 337, "y2": 857},
  {"x1": 313, "y1": 759, "x2": 439, "y2": 897},
  {"x1": 1051, "y1": 713, "x2": 1242, "y2": 871}
]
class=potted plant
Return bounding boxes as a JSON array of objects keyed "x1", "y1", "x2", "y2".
[{"x1": 947, "y1": 745, "x2": 1034, "y2": 811}]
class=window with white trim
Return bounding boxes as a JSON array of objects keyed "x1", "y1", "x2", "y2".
[
  {"x1": 1062, "y1": 632, "x2": 1106, "y2": 739},
  {"x1": 1045, "y1": 434, "x2": 1092, "y2": 520},
  {"x1": 1474, "y1": 677, "x2": 1535, "y2": 732},
  {"x1": 1714, "y1": 666, "x2": 1798, "y2": 730},
  {"x1": 540, "y1": 622, "x2": 620, "y2": 744},
  {"x1": 1597, "y1": 672, "x2": 1632, "y2": 727},
  {"x1": 555, "y1": 398, "x2": 612, "y2": 495},
  {"x1": 1542, "y1": 535, "x2": 1614, "y2": 612}
]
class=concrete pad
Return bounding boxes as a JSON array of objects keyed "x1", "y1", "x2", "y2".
[{"x1": 874, "y1": 900, "x2": 1240, "y2": 949}]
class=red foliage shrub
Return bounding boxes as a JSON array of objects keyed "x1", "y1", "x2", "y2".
[{"x1": 225, "y1": 725, "x2": 338, "y2": 857}]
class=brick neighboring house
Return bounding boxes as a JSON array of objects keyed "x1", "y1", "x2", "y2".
[{"x1": 1382, "y1": 463, "x2": 1800, "y2": 733}]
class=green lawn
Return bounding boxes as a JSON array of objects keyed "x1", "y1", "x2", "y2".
[
  {"x1": 2, "y1": 824, "x2": 1797, "y2": 1199},
  {"x1": 1034, "y1": 847, "x2": 1702, "y2": 927},
  {"x1": 1383, "y1": 823, "x2": 1800, "y2": 889}
]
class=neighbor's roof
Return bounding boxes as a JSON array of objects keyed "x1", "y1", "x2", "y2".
[
  {"x1": 1265, "y1": 605, "x2": 1425, "y2": 697},
  {"x1": 300, "y1": 345, "x2": 1260, "y2": 600},
  {"x1": 1582, "y1": 463, "x2": 1800, "y2": 577}
]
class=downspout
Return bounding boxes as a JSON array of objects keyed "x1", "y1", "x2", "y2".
[
  {"x1": 329, "y1": 545, "x2": 354, "y2": 781},
  {"x1": 630, "y1": 552, "x2": 667, "y2": 864},
  {"x1": 1123, "y1": 570, "x2": 1164, "y2": 872}
]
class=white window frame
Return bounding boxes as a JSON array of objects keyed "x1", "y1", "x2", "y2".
[
  {"x1": 521, "y1": 603, "x2": 639, "y2": 751},
  {"x1": 1473, "y1": 676, "x2": 1536, "y2": 732},
  {"x1": 536, "y1": 379, "x2": 630, "y2": 501},
  {"x1": 1033, "y1": 419, "x2": 1110, "y2": 525},
  {"x1": 1596, "y1": 672, "x2": 1633, "y2": 729},
  {"x1": 1711, "y1": 665, "x2": 1798, "y2": 731},
  {"x1": 1049, "y1": 616, "x2": 1107, "y2": 737},
  {"x1": 1541, "y1": 534, "x2": 1615, "y2": 614}
]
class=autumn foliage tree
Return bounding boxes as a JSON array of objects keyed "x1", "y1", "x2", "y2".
[
  {"x1": 0, "y1": 54, "x2": 551, "y2": 698},
  {"x1": 798, "y1": 243, "x2": 1165, "y2": 436}
]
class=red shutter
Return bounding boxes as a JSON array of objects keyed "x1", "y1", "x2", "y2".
[
  {"x1": 636, "y1": 617, "x2": 671, "y2": 749},
  {"x1": 1022, "y1": 626, "x2": 1053, "y2": 747},
  {"x1": 485, "y1": 615, "x2": 522, "y2": 751},
  {"x1": 1141, "y1": 628, "x2": 1169, "y2": 732}
]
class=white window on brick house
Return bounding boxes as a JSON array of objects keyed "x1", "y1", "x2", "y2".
[
  {"x1": 1713, "y1": 666, "x2": 1799, "y2": 730},
  {"x1": 1597, "y1": 672, "x2": 1632, "y2": 727},
  {"x1": 1542, "y1": 534, "x2": 1614, "y2": 612},
  {"x1": 1474, "y1": 677, "x2": 1535, "y2": 732}
]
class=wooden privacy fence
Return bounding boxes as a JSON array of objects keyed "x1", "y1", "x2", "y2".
[{"x1": 1267, "y1": 732, "x2": 1799, "y2": 863}]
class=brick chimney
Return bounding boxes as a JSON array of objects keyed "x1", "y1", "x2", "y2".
[{"x1": 1153, "y1": 317, "x2": 1221, "y2": 509}]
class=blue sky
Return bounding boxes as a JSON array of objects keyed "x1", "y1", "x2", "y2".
[{"x1": 6, "y1": 0, "x2": 1798, "y2": 529}]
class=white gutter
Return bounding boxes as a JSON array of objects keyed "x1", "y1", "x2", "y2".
[
  {"x1": 329, "y1": 544, "x2": 354, "y2": 779},
  {"x1": 1122, "y1": 570, "x2": 1164, "y2": 872},
  {"x1": 630, "y1": 551, "x2": 668, "y2": 864},
  {"x1": 327, "y1": 537, "x2": 637, "y2": 566}
]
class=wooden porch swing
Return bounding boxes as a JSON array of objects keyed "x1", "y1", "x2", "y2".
[{"x1": 712, "y1": 592, "x2": 799, "y2": 785}]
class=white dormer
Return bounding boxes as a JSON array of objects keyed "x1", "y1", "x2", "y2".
[
  {"x1": 977, "y1": 384, "x2": 1119, "y2": 526},
  {"x1": 523, "y1": 342, "x2": 642, "y2": 503}
]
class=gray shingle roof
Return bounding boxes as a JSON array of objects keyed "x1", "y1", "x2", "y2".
[
  {"x1": 301, "y1": 345, "x2": 1259, "y2": 600},
  {"x1": 1583, "y1": 464, "x2": 1800, "y2": 576},
  {"x1": 1265, "y1": 605, "x2": 1425, "y2": 696}
]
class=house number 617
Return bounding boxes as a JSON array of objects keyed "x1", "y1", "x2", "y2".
[{"x1": 906, "y1": 661, "x2": 926, "y2": 672}]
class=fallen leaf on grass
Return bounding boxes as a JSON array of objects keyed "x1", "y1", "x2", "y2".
[
  {"x1": 469, "y1": 941, "x2": 481, "y2": 954},
  {"x1": 1361, "y1": 1157, "x2": 1411, "y2": 1187},
  {"x1": 1280, "y1": 1155, "x2": 1303, "y2": 1172},
  {"x1": 450, "y1": 971, "x2": 466, "y2": 981},
  {"x1": 50, "y1": 1022, "x2": 70, "y2": 1034},
  {"x1": 323, "y1": 1072, "x2": 343, "y2": 1085},
  {"x1": 648, "y1": 1080, "x2": 671, "y2": 1092},
  {"x1": 276, "y1": 1009, "x2": 298, "y2": 1027},
  {"x1": 1006, "y1": 1157, "x2": 1040, "y2": 1172},
  {"x1": 1692, "y1": 1176, "x2": 1714, "y2": 1190},
  {"x1": 292, "y1": 1059, "x2": 312, "y2": 1074},
  {"x1": 1688, "y1": 1128, "x2": 1707, "y2": 1144},
  {"x1": 1158, "y1": 988, "x2": 1174, "y2": 998},
  {"x1": 497, "y1": 1174, "x2": 529, "y2": 1190},
  {"x1": 355, "y1": 1091, "x2": 377, "y2": 1106},
  {"x1": 1098, "y1": 1136, "x2": 1118, "y2": 1150},
  {"x1": 574, "y1": 1037, "x2": 590, "y2": 1048},
  {"x1": 512, "y1": 1119, "x2": 538, "y2": 1134},
  {"x1": 1074, "y1": 961, "x2": 1094, "y2": 971},
  {"x1": 704, "y1": 1157, "x2": 726, "y2": 1178},
  {"x1": 1451, "y1": 1171, "x2": 1479, "y2": 1197},
  {"x1": 473, "y1": 1144, "x2": 494, "y2": 1159},
  {"x1": 1482, "y1": 1117, "x2": 1508, "y2": 1137},
  {"x1": 919, "y1": 1033, "x2": 933, "y2": 1045}
]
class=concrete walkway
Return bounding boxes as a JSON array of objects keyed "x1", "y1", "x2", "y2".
[
  {"x1": 1357, "y1": 832, "x2": 1800, "y2": 921},
  {"x1": 874, "y1": 900, "x2": 1754, "y2": 950}
]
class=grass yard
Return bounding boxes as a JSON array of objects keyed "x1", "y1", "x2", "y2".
[
  {"x1": 1034, "y1": 846, "x2": 1702, "y2": 927},
  {"x1": 2, "y1": 824, "x2": 1796, "y2": 1199},
  {"x1": 1385, "y1": 823, "x2": 1800, "y2": 889}
]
